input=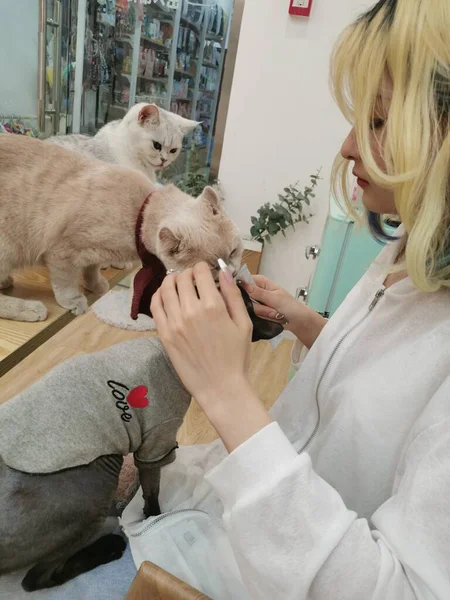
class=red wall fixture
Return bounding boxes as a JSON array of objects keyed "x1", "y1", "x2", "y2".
[{"x1": 289, "y1": 0, "x2": 314, "y2": 17}]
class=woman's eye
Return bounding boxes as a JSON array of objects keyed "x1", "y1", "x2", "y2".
[
  {"x1": 370, "y1": 118, "x2": 385, "y2": 131},
  {"x1": 153, "y1": 141, "x2": 162, "y2": 151},
  {"x1": 170, "y1": 148, "x2": 178, "y2": 154}
]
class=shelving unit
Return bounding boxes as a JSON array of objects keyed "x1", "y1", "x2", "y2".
[
  {"x1": 83, "y1": 0, "x2": 231, "y2": 174},
  {"x1": 121, "y1": 0, "x2": 232, "y2": 166}
]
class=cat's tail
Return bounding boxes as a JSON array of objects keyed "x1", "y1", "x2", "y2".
[{"x1": 0, "y1": 293, "x2": 48, "y2": 322}]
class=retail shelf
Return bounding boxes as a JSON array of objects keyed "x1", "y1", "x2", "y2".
[
  {"x1": 205, "y1": 34, "x2": 223, "y2": 42},
  {"x1": 180, "y1": 16, "x2": 201, "y2": 32},
  {"x1": 174, "y1": 69, "x2": 195, "y2": 78},
  {"x1": 137, "y1": 74, "x2": 169, "y2": 84},
  {"x1": 141, "y1": 36, "x2": 171, "y2": 53}
]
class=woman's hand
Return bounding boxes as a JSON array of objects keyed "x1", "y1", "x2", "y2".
[
  {"x1": 241, "y1": 275, "x2": 327, "y2": 349},
  {"x1": 151, "y1": 263, "x2": 271, "y2": 452},
  {"x1": 240, "y1": 275, "x2": 302, "y2": 329}
]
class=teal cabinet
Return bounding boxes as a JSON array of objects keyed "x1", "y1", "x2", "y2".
[{"x1": 306, "y1": 215, "x2": 390, "y2": 318}]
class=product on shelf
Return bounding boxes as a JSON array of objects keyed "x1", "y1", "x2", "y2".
[
  {"x1": 203, "y1": 40, "x2": 221, "y2": 66},
  {"x1": 173, "y1": 78, "x2": 192, "y2": 100},
  {"x1": 199, "y1": 65, "x2": 218, "y2": 91}
]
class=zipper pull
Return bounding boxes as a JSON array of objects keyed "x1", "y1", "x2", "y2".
[{"x1": 369, "y1": 288, "x2": 385, "y2": 311}]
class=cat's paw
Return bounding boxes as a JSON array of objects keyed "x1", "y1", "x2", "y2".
[
  {"x1": 54, "y1": 290, "x2": 88, "y2": 315},
  {"x1": 84, "y1": 276, "x2": 109, "y2": 295},
  {"x1": 0, "y1": 275, "x2": 13, "y2": 290},
  {"x1": 17, "y1": 300, "x2": 48, "y2": 322},
  {"x1": 70, "y1": 295, "x2": 88, "y2": 316}
]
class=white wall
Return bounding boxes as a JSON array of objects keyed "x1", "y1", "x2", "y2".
[
  {"x1": 0, "y1": 1, "x2": 39, "y2": 119},
  {"x1": 219, "y1": 0, "x2": 374, "y2": 295}
]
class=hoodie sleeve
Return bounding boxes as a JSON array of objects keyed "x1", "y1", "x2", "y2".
[{"x1": 206, "y1": 384, "x2": 450, "y2": 599}]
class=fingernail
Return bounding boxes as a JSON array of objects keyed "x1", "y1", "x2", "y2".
[
  {"x1": 218, "y1": 258, "x2": 234, "y2": 284},
  {"x1": 268, "y1": 310, "x2": 278, "y2": 319},
  {"x1": 275, "y1": 312, "x2": 285, "y2": 320}
]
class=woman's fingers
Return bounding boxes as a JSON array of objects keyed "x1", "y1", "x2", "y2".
[
  {"x1": 252, "y1": 302, "x2": 283, "y2": 321},
  {"x1": 241, "y1": 280, "x2": 276, "y2": 308},
  {"x1": 193, "y1": 262, "x2": 224, "y2": 307},
  {"x1": 159, "y1": 273, "x2": 183, "y2": 323},
  {"x1": 150, "y1": 289, "x2": 168, "y2": 332},
  {"x1": 219, "y1": 270, "x2": 252, "y2": 333},
  {"x1": 176, "y1": 268, "x2": 198, "y2": 312},
  {"x1": 251, "y1": 274, "x2": 279, "y2": 291}
]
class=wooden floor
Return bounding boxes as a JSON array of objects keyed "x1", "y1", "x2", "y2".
[{"x1": 0, "y1": 265, "x2": 134, "y2": 376}]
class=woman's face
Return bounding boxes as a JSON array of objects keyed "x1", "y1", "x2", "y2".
[{"x1": 340, "y1": 95, "x2": 396, "y2": 214}]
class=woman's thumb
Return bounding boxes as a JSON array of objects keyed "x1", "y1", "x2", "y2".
[{"x1": 241, "y1": 282, "x2": 274, "y2": 308}]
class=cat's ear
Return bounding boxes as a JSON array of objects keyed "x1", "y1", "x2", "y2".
[
  {"x1": 199, "y1": 186, "x2": 221, "y2": 217},
  {"x1": 179, "y1": 117, "x2": 201, "y2": 135},
  {"x1": 138, "y1": 104, "x2": 160, "y2": 128},
  {"x1": 159, "y1": 227, "x2": 181, "y2": 255}
]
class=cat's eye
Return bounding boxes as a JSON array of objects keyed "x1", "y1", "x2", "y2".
[
  {"x1": 230, "y1": 248, "x2": 238, "y2": 258},
  {"x1": 153, "y1": 141, "x2": 162, "y2": 151},
  {"x1": 170, "y1": 148, "x2": 178, "y2": 154}
]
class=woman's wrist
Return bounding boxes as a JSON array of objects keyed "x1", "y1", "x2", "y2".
[
  {"x1": 288, "y1": 304, "x2": 327, "y2": 349},
  {"x1": 196, "y1": 378, "x2": 272, "y2": 453}
]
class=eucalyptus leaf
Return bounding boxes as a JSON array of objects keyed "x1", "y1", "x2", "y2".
[{"x1": 249, "y1": 168, "x2": 321, "y2": 242}]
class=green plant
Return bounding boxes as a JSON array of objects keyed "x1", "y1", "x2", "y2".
[
  {"x1": 160, "y1": 145, "x2": 218, "y2": 197},
  {"x1": 250, "y1": 170, "x2": 321, "y2": 245}
]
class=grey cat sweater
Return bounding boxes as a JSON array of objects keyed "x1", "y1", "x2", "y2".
[{"x1": 0, "y1": 338, "x2": 191, "y2": 474}]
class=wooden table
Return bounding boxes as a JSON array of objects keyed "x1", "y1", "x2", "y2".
[{"x1": 0, "y1": 304, "x2": 294, "y2": 445}]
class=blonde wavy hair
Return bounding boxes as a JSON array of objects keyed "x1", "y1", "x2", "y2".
[{"x1": 330, "y1": 0, "x2": 450, "y2": 292}]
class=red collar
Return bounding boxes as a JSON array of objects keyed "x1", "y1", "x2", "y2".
[
  {"x1": 130, "y1": 192, "x2": 167, "y2": 320},
  {"x1": 135, "y1": 192, "x2": 154, "y2": 265}
]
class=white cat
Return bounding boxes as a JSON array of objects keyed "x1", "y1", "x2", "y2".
[{"x1": 47, "y1": 103, "x2": 199, "y2": 183}]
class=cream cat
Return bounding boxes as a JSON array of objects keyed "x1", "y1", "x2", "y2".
[
  {"x1": 47, "y1": 103, "x2": 199, "y2": 183},
  {"x1": 0, "y1": 135, "x2": 242, "y2": 323}
]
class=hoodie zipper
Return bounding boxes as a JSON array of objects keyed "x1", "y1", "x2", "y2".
[
  {"x1": 127, "y1": 508, "x2": 207, "y2": 538},
  {"x1": 297, "y1": 287, "x2": 386, "y2": 455}
]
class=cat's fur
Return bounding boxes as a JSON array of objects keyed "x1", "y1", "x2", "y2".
[
  {"x1": 0, "y1": 135, "x2": 242, "y2": 322},
  {"x1": 47, "y1": 103, "x2": 199, "y2": 183}
]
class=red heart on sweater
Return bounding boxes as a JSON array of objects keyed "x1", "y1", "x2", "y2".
[{"x1": 127, "y1": 386, "x2": 149, "y2": 408}]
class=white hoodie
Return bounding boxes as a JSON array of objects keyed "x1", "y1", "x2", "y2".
[{"x1": 126, "y1": 236, "x2": 450, "y2": 599}]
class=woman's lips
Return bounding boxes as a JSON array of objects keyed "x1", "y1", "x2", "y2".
[
  {"x1": 357, "y1": 177, "x2": 369, "y2": 189},
  {"x1": 353, "y1": 171, "x2": 369, "y2": 189}
]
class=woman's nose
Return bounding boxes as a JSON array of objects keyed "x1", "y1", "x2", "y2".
[{"x1": 341, "y1": 128, "x2": 359, "y2": 161}]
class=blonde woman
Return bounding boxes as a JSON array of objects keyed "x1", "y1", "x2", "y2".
[{"x1": 151, "y1": 0, "x2": 450, "y2": 597}]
